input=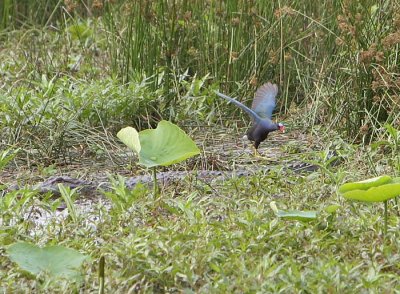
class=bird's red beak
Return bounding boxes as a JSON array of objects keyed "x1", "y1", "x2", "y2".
[{"x1": 279, "y1": 125, "x2": 285, "y2": 133}]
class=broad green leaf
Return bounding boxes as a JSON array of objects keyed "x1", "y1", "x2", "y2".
[
  {"x1": 339, "y1": 176, "x2": 400, "y2": 202},
  {"x1": 341, "y1": 183, "x2": 400, "y2": 202},
  {"x1": 7, "y1": 242, "x2": 87, "y2": 280},
  {"x1": 138, "y1": 121, "x2": 200, "y2": 167},
  {"x1": 338, "y1": 175, "x2": 392, "y2": 193},
  {"x1": 117, "y1": 126, "x2": 141, "y2": 154},
  {"x1": 276, "y1": 210, "x2": 317, "y2": 222},
  {"x1": 118, "y1": 121, "x2": 199, "y2": 168}
]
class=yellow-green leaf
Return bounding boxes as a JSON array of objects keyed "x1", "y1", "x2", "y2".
[{"x1": 117, "y1": 126, "x2": 141, "y2": 154}]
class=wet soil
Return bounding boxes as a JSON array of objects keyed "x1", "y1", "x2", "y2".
[
  {"x1": 1, "y1": 127, "x2": 322, "y2": 198},
  {"x1": 0, "y1": 128, "x2": 319, "y2": 196},
  {"x1": 1, "y1": 126, "x2": 328, "y2": 227}
]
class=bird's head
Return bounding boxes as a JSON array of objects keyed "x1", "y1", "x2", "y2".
[{"x1": 278, "y1": 122, "x2": 285, "y2": 133}]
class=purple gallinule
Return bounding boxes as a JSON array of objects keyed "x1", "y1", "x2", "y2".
[{"x1": 215, "y1": 82, "x2": 285, "y2": 154}]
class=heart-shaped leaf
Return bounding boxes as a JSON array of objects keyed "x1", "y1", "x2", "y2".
[
  {"x1": 7, "y1": 242, "x2": 88, "y2": 280},
  {"x1": 118, "y1": 120, "x2": 200, "y2": 168}
]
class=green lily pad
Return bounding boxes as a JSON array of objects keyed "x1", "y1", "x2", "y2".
[
  {"x1": 276, "y1": 210, "x2": 318, "y2": 222},
  {"x1": 341, "y1": 183, "x2": 400, "y2": 202},
  {"x1": 339, "y1": 176, "x2": 400, "y2": 202},
  {"x1": 117, "y1": 120, "x2": 200, "y2": 168},
  {"x1": 7, "y1": 242, "x2": 88, "y2": 280},
  {"x1": 338, "y1": 175, "x2": 392, "y2": 193}
]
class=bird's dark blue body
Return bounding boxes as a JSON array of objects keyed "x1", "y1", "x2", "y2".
[{"x1": 215, "y1": 82, "x2": 285, "y2": 150}]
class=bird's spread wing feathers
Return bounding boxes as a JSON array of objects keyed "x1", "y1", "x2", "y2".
[
  {"x1": 214, "y1": 91, "x2": 261, "y2": 122},
  {"x1": 251, "y1": 82, "x2": 278, "y2": 119}
]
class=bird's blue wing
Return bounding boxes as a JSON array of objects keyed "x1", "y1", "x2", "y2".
[
  {"x1": 251, "y1": 83, "x2": 278, "y2": 119},
  {"x1": 215, "y1": 91, "x2": 261, "y2": 122}
]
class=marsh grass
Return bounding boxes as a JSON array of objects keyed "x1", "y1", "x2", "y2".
[
  {"x1": 1, "y1": 125, "x2": 400, "y2": 292},
  {"x1": 103, "y1": 0, "x2": 400, "y2": 138},
  {"x1": 1, "y1": 141, "x2": 399, "y2": 292},
  {"x1": 1, "y1": 0, "x2": 399, "y2": 151},
  {"x1": 0, "y1": 0, "x2": 61, "y2": 30}
]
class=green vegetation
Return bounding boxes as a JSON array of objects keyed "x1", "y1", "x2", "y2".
[
  {"x1": 339, "y1": 175, "x2": 400, "y2": 202},
  {"x1": 339, "y1": 175, "x2": 400, "y2": 235},
  {"x1": 117, "y1": 121, "x2": 200, "y2": 169},
  {"x1": 1, "y1": 0, "x2": 399, "y2": 292},
  {"x1": 117, "y1": 120, "x2": 200, "y2": 195},
  {"x1": 6, "y1": 242, "x2": 87, "y2": 281}
]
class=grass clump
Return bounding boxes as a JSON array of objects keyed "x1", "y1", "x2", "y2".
[
  {"x1": 1, "y1": 1, "x2": 399, "y2": 142},
  {"x1": 1, "y1": 155, "x2": 399, "y2": 292}
]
